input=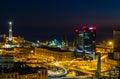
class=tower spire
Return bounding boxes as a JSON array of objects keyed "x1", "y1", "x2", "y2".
[{"x1": 8, "y1": 21, "x2": 13, "y2": 44}]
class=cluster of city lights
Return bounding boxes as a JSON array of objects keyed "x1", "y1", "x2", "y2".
[{"x1": 75, "y1": 25, "x2": 96, "y2": 33}]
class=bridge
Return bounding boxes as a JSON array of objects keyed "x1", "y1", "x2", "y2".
[{"x1": 48, "y1": 66, "x2": 67, "y2": 77}]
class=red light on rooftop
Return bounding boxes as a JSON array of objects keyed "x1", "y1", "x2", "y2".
[
  {"x1": 90, "y1": 26, "x2": 96, "y2": 33},
  {"x1": 82, "y1": 25, "x2": 87, "y2": 29},
  {"x1": 75, "y1": 28, "x2": 79, "y2": 33},
  {"x1": 91, "y1": 30, "x2": 94, "y2": 32},
  {"x1": 83, "y1": 30, "x2": 86, "y2": 32},
  {"x1": 92, "y1": 26, "x2": 96, "y2": 30}
]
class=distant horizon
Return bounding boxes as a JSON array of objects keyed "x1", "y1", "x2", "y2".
[
  {"x1": 0, "y1": 24, "x2": 114, "y2": 43},
  {"x1": 0, "y1": 0, "x2": 120, "y2": 42}
]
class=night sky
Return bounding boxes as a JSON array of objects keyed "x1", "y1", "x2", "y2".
[{"x1": 0, "y1": 0, "x2": 120, "y2": 42}]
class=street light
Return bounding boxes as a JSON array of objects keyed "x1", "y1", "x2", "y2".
[
  {"x1": 108, "y1": 41, "x2": 113, "y2": 47},
  {"x1": 108, "y1": 41, "x2": 113, "y2": 53},
  {"x1": 109, "y1": 41, "x2": 112, "y2": 45}
]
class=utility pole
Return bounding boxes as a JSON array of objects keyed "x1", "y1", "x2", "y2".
[
  {"x1": 117, "y1": 51, "x2": 120, "y2": 79},
  {"x1": 95, "y1": 53, "x2": 101, "y2": 78}
]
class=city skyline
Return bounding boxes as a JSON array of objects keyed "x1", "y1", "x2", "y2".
[
  {"x1": 0, "y1": 0, "x2": 120, "y2": 77},
  {"x1": 0, "y1": 0, "x2": 120, "y2": 41}
]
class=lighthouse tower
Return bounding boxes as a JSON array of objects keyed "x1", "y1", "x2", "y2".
[{"x1": 8, "y1": 21, "x2": 13, "y2": 44}]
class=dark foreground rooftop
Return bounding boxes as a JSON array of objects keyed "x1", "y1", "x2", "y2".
[{"x1": 0, "y1": 62, "x2": 47, "y2": 75}]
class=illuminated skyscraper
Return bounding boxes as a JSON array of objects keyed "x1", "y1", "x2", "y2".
[
  {"x1": 74, "y1": 28, "x2": 79, "y2": 47},
  {"x1": 78, "y1": 31, "x2": 84, "y2": 49},
  {"x1": 8, "y1": 21, "x2": 13, "y2": 44},
  {"x1": 82, "y1": 25, "x2": 96, "y2": 53},
  {"x1": 113, "y1": 30, "x2": 120, "y2": 78},
  {"x1": 74, "y1": 25, "x2": 96, "y2": 59},
  {"x1": 113, "y1": 30, "x2": 120, "y2": 66}
]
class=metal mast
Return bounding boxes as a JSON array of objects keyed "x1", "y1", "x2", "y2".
[{"x1": 95, "y1": 53, "x2": 101, "y2": 78}]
